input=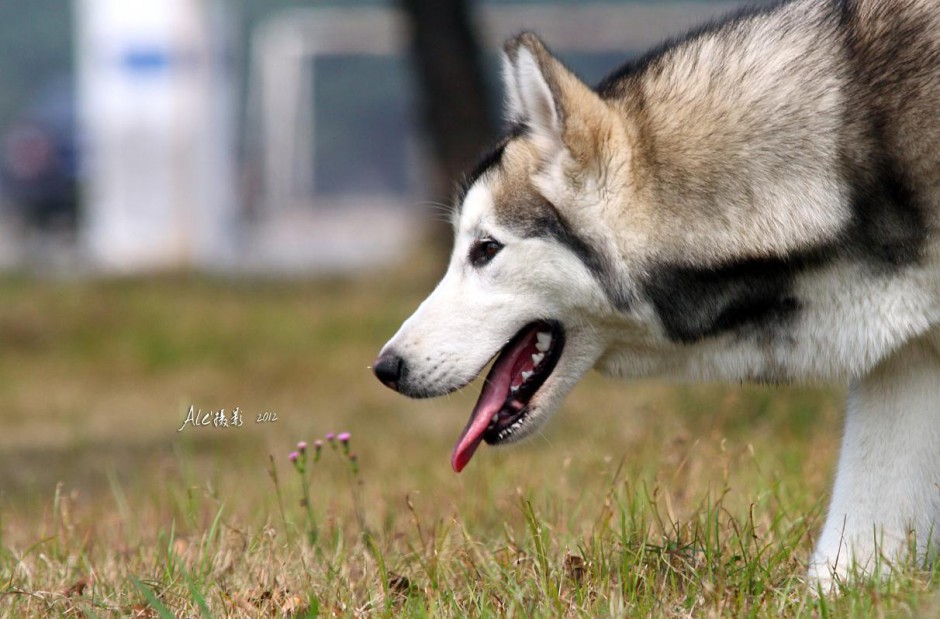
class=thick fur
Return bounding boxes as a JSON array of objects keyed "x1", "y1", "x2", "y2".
[{"x1": 378, "y1": 0, "x2": 940, "y2": 587}]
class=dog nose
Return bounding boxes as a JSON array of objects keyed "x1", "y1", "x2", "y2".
[{"x1": 373, "y1": 350, "x2": 405, "y2": 391}]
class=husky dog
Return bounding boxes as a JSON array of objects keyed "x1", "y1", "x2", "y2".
[{"x1": 374, "y1": 0, "x2": 940, "y2": 585}]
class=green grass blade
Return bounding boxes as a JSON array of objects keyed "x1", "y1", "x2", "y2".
[{"x1": 130, "y1": 576, "x2": 176, "y2": 619}]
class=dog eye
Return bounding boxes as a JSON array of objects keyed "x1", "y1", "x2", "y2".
[{"x1": 469, "y1": 238, "x2": 503, "y2": 267}]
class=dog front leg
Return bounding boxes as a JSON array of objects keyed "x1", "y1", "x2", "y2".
[{"x1": 809, "y1": 334, "x2": 940, "y2": 590}]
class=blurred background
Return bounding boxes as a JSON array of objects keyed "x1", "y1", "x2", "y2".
[{"x1": 0, "y1": 0, "x2": 767, "y2": 276}]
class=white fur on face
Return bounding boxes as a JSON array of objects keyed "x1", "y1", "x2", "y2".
[{"x1": 379, "y1": 182, "x2": 611, "y2": 441}]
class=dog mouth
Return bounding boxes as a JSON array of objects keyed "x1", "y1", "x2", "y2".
[{"x1": 451, "y1": 320, "x2": 565, "y2": 472}]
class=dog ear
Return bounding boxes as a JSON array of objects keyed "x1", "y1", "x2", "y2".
[
  {"x1": 502, "y1": 33, "x2": 560, "y2": 143},
  {"x1": 502, "y1": 33, "x2": 613, "y2": 165}
]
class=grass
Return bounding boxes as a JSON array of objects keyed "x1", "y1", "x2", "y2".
[{"x1": 0, "y1": 250, "x2": 938, "y2": 617}]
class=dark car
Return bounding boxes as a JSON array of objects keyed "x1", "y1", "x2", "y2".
[{"x1": 1, "y1": 75, "x2": 79, "y2": 230}]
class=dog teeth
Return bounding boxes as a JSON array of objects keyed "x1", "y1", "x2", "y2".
[
  {"x1": 510, "y1": 385, "x2": 519, "y2": 393},
  {"x1": 521, "y1": 370, "x2": 533, "y2": 381},
  {"x1": 491, "y1": 413, "x2": 498, "y2": 424},
  {"x1": 536, "y1": 332, "x2": 552, "y2": 352},
  {"x1": 531, "y1": 352, "x2": 544, "y2": 366}
]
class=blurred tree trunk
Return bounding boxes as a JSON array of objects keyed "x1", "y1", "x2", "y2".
[{"x1": 399, "y1": 0, "x2": 495, "y2": 248}]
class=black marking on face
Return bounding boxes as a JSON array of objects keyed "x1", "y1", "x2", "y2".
[
  {"x1": 538, "y1": 204, "x2": 634, "y2": 311},
  {"x1": 455, "y1": 123, "x2": 528, "y2": 209},
  {"x1": 497, "y1": 196, "x2": 634, "y2": 312}
]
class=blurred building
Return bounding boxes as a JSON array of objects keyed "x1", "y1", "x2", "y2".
[
  {"x1": 0, "y1": 0, "x2": 759, "y2": 275},
  {"x1": 77, "y1": 0, "x2": 236, "y2": 272}
]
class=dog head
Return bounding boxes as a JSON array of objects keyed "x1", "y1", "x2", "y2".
[{"x1": 374, "y1": 33, "x2": 644, "y2": 471}]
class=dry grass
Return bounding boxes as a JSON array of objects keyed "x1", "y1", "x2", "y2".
[{"x1": 0, "y1": 251, "x2": 937, "y2": 617}]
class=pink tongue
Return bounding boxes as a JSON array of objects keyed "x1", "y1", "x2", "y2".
[{"x1": 451, "y1": 329, "x2": 537, "y2": 472}]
